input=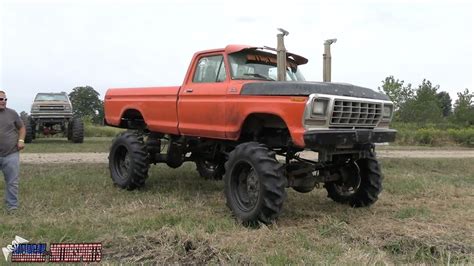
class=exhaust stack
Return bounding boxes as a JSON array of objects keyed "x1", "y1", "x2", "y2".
[
  {"x1": 276, "y1": 28, "x2": 289, "y2": 81},
  {"x1": 323, "y1": 38, "x2": 337, "y2": 82}
]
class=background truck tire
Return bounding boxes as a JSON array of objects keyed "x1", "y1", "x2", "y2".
[
  {"x1": 195, "y1": 158, "x2": 225, "y2": 180},
  {"x1": 325, "y1": 151, "x2": 383, "y2": 207},
  {"x1": 109, "y1": 132, "x2": 149, "y2": 190},
  {"x1": 24, "y1": 118, "x2": 34, "y2": 143},
  {"x1": 70, "y1": 118, "x2": 84, "y2": 143},
  {"x1": 67, "y1": 121, "x2": 72, "y2": 140},
  {"x1": 29, "y1": 117, "x2": 37, "y2": 140},
  {"x1": 224, "y1": 142, "x2": 287, "y2": 226}
]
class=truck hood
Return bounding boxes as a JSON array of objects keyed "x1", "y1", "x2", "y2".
[{"x1": 240, "y1": 81, "x2": 389, "y2": 101}]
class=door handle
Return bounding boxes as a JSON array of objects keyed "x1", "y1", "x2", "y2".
[{"x1": 185, "y1": 89, "x2": 193, "y2": 93}]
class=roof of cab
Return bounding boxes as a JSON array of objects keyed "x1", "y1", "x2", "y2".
[{"x1": 194, "y1": 44, "x2": 309, "y2": 65}]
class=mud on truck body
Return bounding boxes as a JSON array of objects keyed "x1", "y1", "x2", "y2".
[
  {"x1": 104, "y1": 40, "x2": 396, "y2": 225},
  {"x1": 26, "y1": 92, "x2": 84, "y2": 143}
]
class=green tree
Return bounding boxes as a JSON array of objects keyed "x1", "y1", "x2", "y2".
[
  {"x1": 398, "y1": 79, "x2": 443, "y2": 124},
  {"x1": 453, "y1": 88, "x2": 473, "y2": 126},
  {"x1": 378, "y1": 76, "x2": 414, "y2": 111},
  {"x1": 19, "y1": 111, "x2": 29, "y2": 121},
  {"x1": 69, "y1": 86, "x2": 104, "y2": 124},
  {"x1": 436, "y1": 91, "x2": 452, "y2": 117}
]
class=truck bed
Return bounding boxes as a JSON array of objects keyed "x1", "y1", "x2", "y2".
[{"x1": 104, "y1": 86, "x2": 181, "y2": 134}]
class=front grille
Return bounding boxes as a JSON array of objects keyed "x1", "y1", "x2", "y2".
[
  {"x1": 330, "y1": 99, "x2": 382, "y2": 127},
  {"x1": 39, "y1": 105, "x2": 65, "y2": 112}
]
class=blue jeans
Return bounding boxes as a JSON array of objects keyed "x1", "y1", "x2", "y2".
[{"x1": 0, "y1": 152, "x2": 20, "y2": 210}]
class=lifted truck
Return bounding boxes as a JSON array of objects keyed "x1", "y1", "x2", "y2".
[
  {"x1": 104, "y1": 33, "x2": 396, "y2": 225},
  {"x1": 26, "y1": 92, "x2": 84, "y2": 143}
]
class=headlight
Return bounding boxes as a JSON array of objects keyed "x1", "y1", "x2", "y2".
[
  {"x1": 383, "y1": 105, "x2": 393, "y2": 118},
  {"x1": 312, "y1": 98, "x2": 329, "y2": 116}
]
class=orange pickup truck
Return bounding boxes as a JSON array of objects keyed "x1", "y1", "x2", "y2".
[{"x1": 104, "y1": 43, "x2": 396, "y2": 225}]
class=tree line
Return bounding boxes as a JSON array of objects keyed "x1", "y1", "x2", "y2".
[{"x1": 379, "y1": 76, "x2": 473, "y2": 126}]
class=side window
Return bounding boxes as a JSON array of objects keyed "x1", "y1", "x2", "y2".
[{"x1": 193, "y1": 55, "x2": 226, "y2": 83}]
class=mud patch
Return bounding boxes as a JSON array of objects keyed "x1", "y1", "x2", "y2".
[
  {"x1": 382, "y1": 236, "x2": 473, "y2": 263},
  {"x1": 101, "y1": 228, "x2": 250, "y2": 264}
]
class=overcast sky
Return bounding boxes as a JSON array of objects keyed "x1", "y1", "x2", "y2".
[{"x1": 1, "y1": 0, "x2": 472, "y2": 113}]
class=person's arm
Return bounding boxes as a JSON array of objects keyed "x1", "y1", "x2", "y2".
[{"x1": 17, "y1": 125, "x2": 26, "y2": 150}]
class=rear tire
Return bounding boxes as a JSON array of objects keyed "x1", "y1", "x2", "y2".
[
  {"x1": 67, "y1": 120, "x2": 72, "y2": 140},
  {"x1": 29, "y1": 117, "x2": 36, "y2": 140},
  {"x1": 224, "y1": 142, "x2": 286, "y2": 225},
  {"x1": 24, "y1": 118, "x2": 34, "y2": 143},
  {"x1": 109, "y1": 132, "x2": 149, "y2": 190},
  {"x1": 325, "y1": 151, "x2": 383, "y2": 207},
  {"x1": 70, "y1": 118, "x2": 84, "y2": 143}
]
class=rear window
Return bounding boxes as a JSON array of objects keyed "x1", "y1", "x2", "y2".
[
  {"x1": 35, "y1": 94, "x2": 68, "y2": 101},
  {"x1": 228, "y1": 51, "x2": 305, "y2": 81}
]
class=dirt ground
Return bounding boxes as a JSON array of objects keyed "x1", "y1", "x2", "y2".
[{"x1": 20, "y1": 149, "x2": 474, "y2": 164}]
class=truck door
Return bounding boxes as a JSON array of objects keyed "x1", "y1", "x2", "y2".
[{"x1": 178, "y1": 54, "x2": 227, "y2": 138}]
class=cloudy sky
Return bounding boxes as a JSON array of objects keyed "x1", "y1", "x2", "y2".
[{"x1": 1, "y1": 0, "x2": 472, "y2": 113}]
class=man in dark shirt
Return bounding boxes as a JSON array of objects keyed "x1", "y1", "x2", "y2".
[{"x1": 0, "y1": 90, "x2": 26, "y2": 213}]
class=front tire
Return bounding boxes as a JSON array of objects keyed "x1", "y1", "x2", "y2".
[
  {"x1": 67, "y1": 120, "x2": 72, "y2": 140},
  {"x1": 29, "y1": 117, "x2": 36, "y2": 140},
  {"x1": 325, "y1": 150, "x2": 383, "y2": 207},
  {"x1": 70, "y1": 118, "x2": 84, "y2": 143},
  {"x1": 109, "y1": 132, "x2": 149, "y2": 190},
  {"x1": 224, "y1": 142, "x2": 286, "y2": 225},
  {"x1": 24, "y1": 118, "x2": 34, "y2": 143}
]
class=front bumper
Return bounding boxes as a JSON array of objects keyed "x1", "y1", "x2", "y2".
[
  {"x1": 31, "y1": 113, "x2": 73, "y2": 119},
  {"x1": 304, "y1": 128, "x2": 397, "y2": 147}
]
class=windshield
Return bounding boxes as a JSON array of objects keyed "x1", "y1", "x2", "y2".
[
  {"x1": 35, "y1": 93, "x2": 68, "y2": 101},
  {"x1": 228, "y1": 51, "x2": 305, "y2": 81}
]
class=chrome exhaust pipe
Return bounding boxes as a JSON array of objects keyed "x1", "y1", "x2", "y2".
[
  {"x1": 276, "y1": 28, "x2": 289, "y2": 81},
  {"x1": 323, "y1": 38, "x2": 337, "y2": 82}
]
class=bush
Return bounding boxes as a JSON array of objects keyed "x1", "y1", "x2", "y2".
[
  {"x1": 447, "y1": 128, "x2": 474, "y2": 147},
  {"x1": 84, "y1": 124, "x2": 124, "y2": 137},
  {"x1": 394, "y1": 124, "x2": 474, "y2": 147}
]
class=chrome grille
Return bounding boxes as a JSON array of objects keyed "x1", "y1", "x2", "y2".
[
  {"x1": 330, "y1": 100, "x2": 382, "y2": 127},
  {"x1": 39, "y1": 105, "x2": 65, "y2": 112}
]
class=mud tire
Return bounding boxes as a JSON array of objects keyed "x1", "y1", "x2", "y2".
[
  {"x1": 109, "y1": 132, "x2": 149, "y2": 190},
  {"x1": 224, "y1": 142, "x2": 286, "y2": 225},
  {"x1": 70, "y1": 118, "x2": 84, "y2": 143},
  {"x1": 325, "y1": 151, "x2": 383, "y2": 207}
]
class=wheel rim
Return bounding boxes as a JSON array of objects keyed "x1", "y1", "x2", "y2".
[
  {"x1": 231, "y1": 161, "x2": 260, "y2": 212},
  {"x1": 114, "y1": 145, "x2": 131, "y2": 182},
  {"x1": 334, "y1": 161, "x2": 362, "y2": 196},
  {"x1": 334, "y1": 182, "x2": 358, "y2": 196}
]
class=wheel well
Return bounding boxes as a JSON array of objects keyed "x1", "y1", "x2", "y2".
[
  {"x1": 239, "y1": 113, "x2": 290, "y2": 147},
  {"x1": 120, "y1": 109, "x2": 146, "y2": 129}
]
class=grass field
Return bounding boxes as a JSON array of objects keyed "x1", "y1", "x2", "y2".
[
  {"x1": 22, "y1": 137, "x2": 113, "y2": 153},
  {"x1": 1, "y1": 158, "x2": 473, "y2": 264}
]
